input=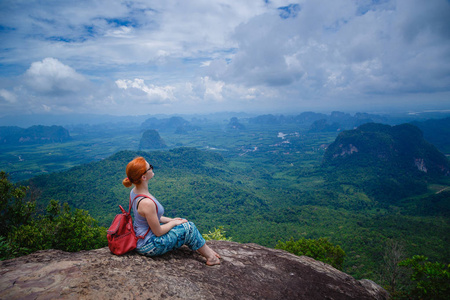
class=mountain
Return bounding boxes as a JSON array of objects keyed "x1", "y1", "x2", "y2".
[
  {"x1": 0, "y1": 113, "x2": 151, "y2": 127},
  {"x1": 308, "y1": 119, "x2": 341, "y2": 132},
  {"x1": 308, "y1": 112, "x2": 390, "y2": 133},
  {"x1": 227, "y1": 117, "x2": 246, "y2": 130},
  {"x1": 0, "y1": 125, "x2": 71, "y2": 144},
  {"x1": 322, "y1": 123, "x2": 450, "y2": 202},
  {"x1": 411, "y1": 117, "x2": 450, "y2": 153},
  {"x1": 139, "y1": 129, "x2": 167, "y2": 149},
  {"x1": 140, "y1": 116, "x2": 202, "y2": 134},
  {"x1": 248, "y1": 112, "x2": 327, "y2": 125},
  {"x1": 246, "y1": 111, "x2": 389, "y2": 130}
]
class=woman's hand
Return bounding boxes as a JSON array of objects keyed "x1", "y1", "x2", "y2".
[
  {"x1": 171, "y1": 218, "x2": 188, "y2": 226},
  {"x1": 160, "y1": 216, "x2": 187, "y2": 223}
]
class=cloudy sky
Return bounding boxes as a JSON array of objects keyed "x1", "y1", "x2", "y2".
[{"x1": 1, "y1": 0, "x2": 449, "y2": 117}]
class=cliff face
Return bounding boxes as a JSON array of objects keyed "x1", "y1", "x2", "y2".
[{"x1": 0, "y1": 241, "x2": 388, "y2": 300}]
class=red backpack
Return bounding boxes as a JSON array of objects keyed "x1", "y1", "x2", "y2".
[{"x1": 107, "y1": 194, "x2": 155, "y2": 255}]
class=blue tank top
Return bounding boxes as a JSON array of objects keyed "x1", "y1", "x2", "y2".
[{"x1": 130, "y1": 190, "x2": 164, "y2": 248}]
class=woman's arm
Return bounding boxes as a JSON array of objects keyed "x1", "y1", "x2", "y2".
[
  {"x1": 160, "y1": 216, "x2": 172, "y2": 223},
  {"x1": 137, "y1": 199, "x2": 187, "y2": 237}
]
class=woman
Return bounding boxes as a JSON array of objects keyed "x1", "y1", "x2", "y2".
[{"x1": 122, "y1": 156, "x2": 220, "y2": 266}]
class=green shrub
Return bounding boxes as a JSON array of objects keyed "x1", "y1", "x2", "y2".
[
  {"x1": 0, "y1": 236, "x2": 18, "y2": 259},
  {"x1": 1, "y1": 173, "x2": 107, "y2": 260},
  {"x1": 275, "y1": 237, "x2": 346, "y2": 270},
  {"x1": 9, "y1": 200, "x2": 107, "y2": 254},
  {"x1": 397, "y1": 255, "x2": 450, "y2": 300},
  {"x1": 202, "y1": 226, "x2": 232, "y2": 241},
  {"x1": 0, "y1": 171, "x2": 34, "y2": 236}
]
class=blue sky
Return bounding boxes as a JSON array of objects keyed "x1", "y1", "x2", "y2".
[{"x1": 0, "y1": 0, "x2": 449, "y2": 117}]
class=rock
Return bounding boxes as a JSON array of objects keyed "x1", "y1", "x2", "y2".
[{"x1": 0, "y1": 241, "x2": 389, "y2": 300}]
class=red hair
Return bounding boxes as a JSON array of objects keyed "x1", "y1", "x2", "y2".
[{"x1": 122, "y1": 156, "x2": 147, "y2": 187}]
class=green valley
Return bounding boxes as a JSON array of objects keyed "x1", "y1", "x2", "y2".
[{"x1": 1, "y1": 112, "x2": 449, "y2": 286}]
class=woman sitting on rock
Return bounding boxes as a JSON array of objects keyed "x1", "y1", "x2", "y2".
[{"x1": 122, "y1": 156, "x2": 221, "y2": 266}]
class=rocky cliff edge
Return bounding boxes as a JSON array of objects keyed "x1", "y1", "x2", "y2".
[{"x1": 0, "y1": 240, "x2": 389, "y2": 300}]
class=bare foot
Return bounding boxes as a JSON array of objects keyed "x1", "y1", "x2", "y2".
[
  {"x1": 206, "y1": 255, "x2": 221, "y2": 266},
  {"x1": 213, "y1": 250, "x2": 221, "y2": 259},
  {"x1": 197, "y1": 244, "x2": 221, "y2": 266}
]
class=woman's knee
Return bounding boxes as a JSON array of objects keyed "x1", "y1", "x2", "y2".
[{"x1": 186, "y1": 221, "x2": 196, "y2": 228}]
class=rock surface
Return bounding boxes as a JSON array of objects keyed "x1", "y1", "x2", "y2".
[{"x1": 0, "y1": 241, "x2": 389, "y2": 300}]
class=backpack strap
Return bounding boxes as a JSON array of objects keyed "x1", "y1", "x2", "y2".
[
  {"x1": 130, "y1": 194, "x2": 158, "y2": 239},
  {"x1": 136, "y1": 198, "x2": 145, "y2": 211},
  {"x1": 131, "y1": 194, "x2": 159, "y2": 214}
]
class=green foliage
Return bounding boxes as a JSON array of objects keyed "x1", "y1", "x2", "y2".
[
  {"x1": 15, "y1": 143, "x2": 449, "y2": 281},
  {"x1": 49, "y1": 201, "x2": 107, "y2": 252},
  {"x1": 0, "y1": 174, "x2": 106, "y2": 260},
  {"x1": 2, "y1": 117, "x2": 449, "y2": 285},
  {"x1": 0, "y1": 236, "x2": 18, "y2": 259},
  {"x1": 0, "y1": 171, "x2": 34, "y2": 236},
  {"x1": 275, "y1": 237, "x2": 346, "y2": 270},
  {"x1": 397, "y1": 255, "x2": 450, "y2": 300},
  {"x1": 202, "y1": 226, "x2": 232, "y2": 241},
  {"x1": 46, "y1": 199, "x2": 60, "y2": 220},
  {"x1": 8, "y1": 200, "x2": 107, "y2": 255},
  {"x1": 322, "y1": 123, "x2": 450, "y2": 204}
]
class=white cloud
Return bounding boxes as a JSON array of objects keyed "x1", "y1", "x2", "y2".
[
  {"x1": 24, "y1": 58, "x2": 87, "y2": 94},
  {"x1": 0, "y1": 89, "x2": 17, "y2": 103},
  {"x1": 0, "y1": 58, "x2": 97, "y2": 115},
  {"x1": 201, "y1": 0, "x2": 450, "y2": 106},
  {"x1": 105, "y1": 26, "x2": 134, "y2": 38},
  {"x1": 201, "y1": 77, "x2": 225, "y2": 101},
  {"x1": 0, "y1": 0, "x2": 449, "y2": 116},
  {"x1": 115, "y1": 78, "x2": 175, "y2": 103}
]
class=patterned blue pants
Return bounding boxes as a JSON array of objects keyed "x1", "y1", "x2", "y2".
[{"x1": 136, "y1": 221, "x2": 206, "y2": 257}]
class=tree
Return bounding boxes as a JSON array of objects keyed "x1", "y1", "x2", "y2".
[
  {"x1": 0, "y1": 171, "x2": 34, "y2": 237},
  {"x1": 398, "y1": 255, "x2": 450, "y2": 300},
  {"x1": 379, "y1": 239, "x2": 409, "y2": 295},
  {"x1": 275, "y1": 237, "x2": 346, "y2": 270},
  {"x1": 0, "y1": 172, "x2": 107, "y2": 260},
  {"x1": 9, "y1": 201, "x2": 107, "y2": 255}
]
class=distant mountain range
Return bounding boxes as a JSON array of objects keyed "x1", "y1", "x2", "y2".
[
  {"x1": 247, "y1": 111, "x2": 389, "y2": 131},
  {"x1": 141, "y1": 116, "x2": 201, "y2": 134},
  {"x1": 0, "y1": 125, "x2": 71, "y2": 145},
  {"x1": 0, "y1": 113, "x2": 153, "y2": 127}
]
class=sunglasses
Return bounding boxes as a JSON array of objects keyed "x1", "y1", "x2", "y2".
[{"x1": 142, "y1": 165, "x2": 153, "y2": 176}]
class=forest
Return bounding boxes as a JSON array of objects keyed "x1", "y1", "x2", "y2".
[{"x1": 0, "y1": 111, "x2": 449, "y2": 297}]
